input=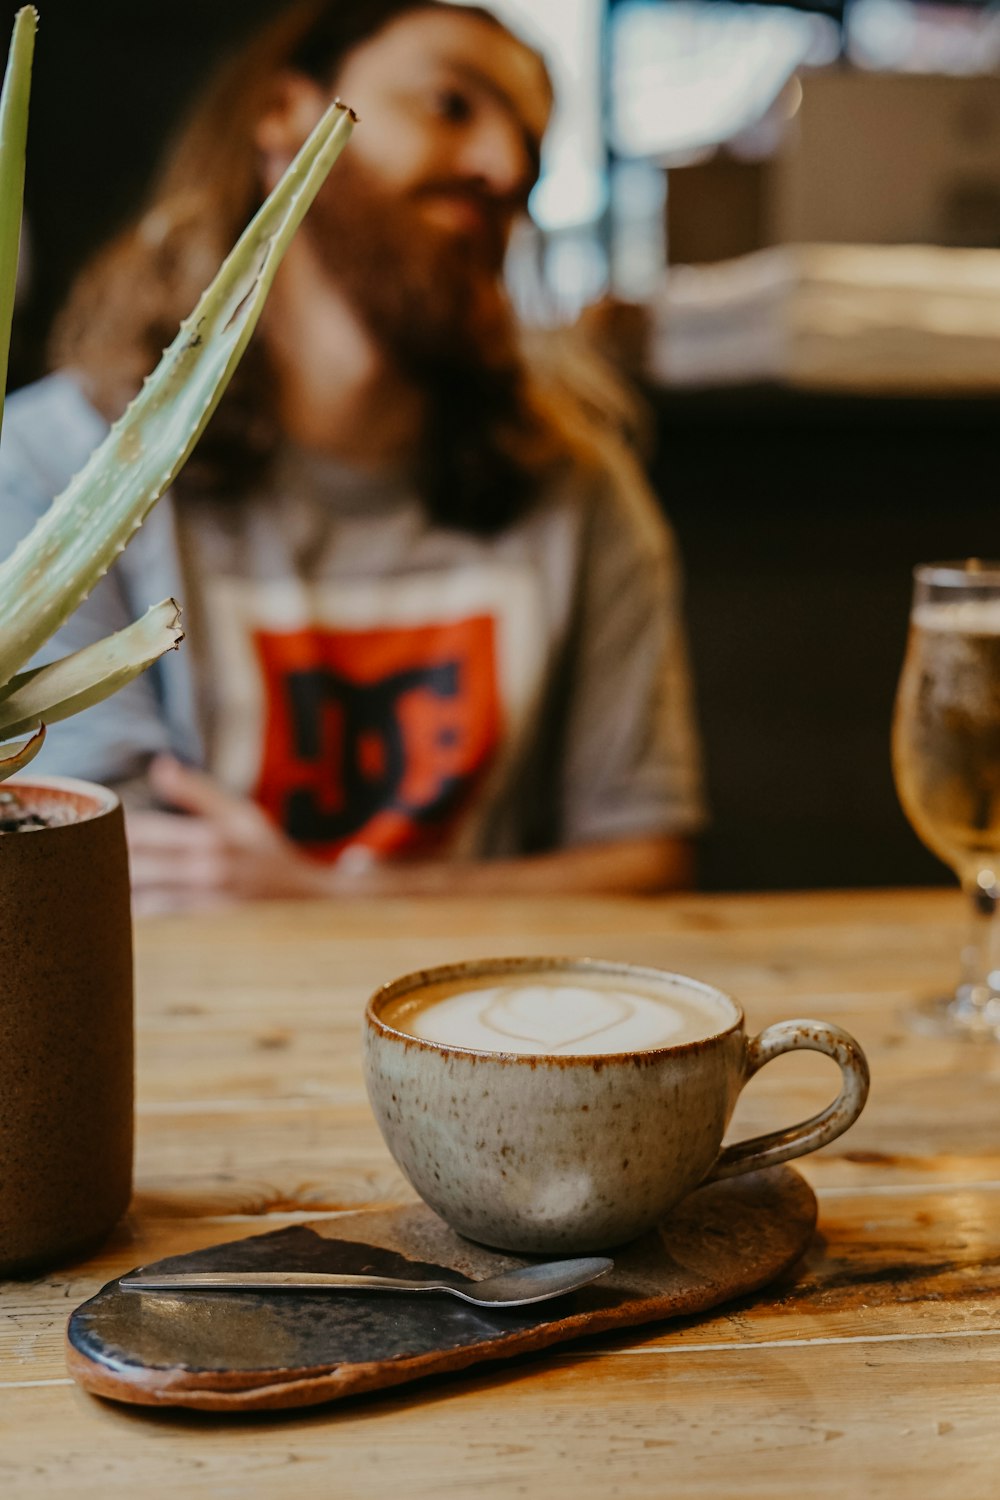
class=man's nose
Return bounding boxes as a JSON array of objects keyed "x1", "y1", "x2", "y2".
[{"x1": 460, "y1": 115, "x2": 535, "y2": 202}]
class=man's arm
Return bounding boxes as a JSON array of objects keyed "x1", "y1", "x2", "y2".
[
  {"x1": 127, "y1": 757, "x2": 694, "y2": 914},
  {"x1": 335, "y1": 834, "x2": 695, "y2": 897}
]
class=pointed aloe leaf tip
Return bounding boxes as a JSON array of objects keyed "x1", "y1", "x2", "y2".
[
  {"x1": 0, "y1": 6, "x2": 36, "y2": 441},
  {"x1": 0, "y1": 97, "x2": 354, "y2": 687}
]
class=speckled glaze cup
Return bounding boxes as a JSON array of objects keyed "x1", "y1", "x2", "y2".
[
  {"x1": 364, "y1": 957, "x2": 870, "y2": 1253},
  {"x1": 0, "y1": 776, "x2": 133, "y2": 1276}
]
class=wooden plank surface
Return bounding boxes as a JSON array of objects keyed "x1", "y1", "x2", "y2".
[{"x1": 4, "y1": 888, "x2": 1000, "y2": 1497}]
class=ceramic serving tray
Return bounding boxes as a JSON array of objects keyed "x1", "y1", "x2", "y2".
[{"x1": 66, "y1": 1165, "x2": 816, "y2": 1413}]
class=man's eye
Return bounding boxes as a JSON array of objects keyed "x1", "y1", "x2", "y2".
[{"x1": 435, "y1": 88, "x2": 473, "y2": 124}]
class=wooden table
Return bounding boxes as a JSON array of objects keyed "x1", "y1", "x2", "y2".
[{"x1": 4, "y1": 887, "x2": 1000, "y2": 1497}]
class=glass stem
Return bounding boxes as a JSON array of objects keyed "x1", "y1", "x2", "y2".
[{"x1": 957, "y1": 872, "x2": 1000, "y2": 1019}]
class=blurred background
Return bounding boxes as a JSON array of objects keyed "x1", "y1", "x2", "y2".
[{"x1": 7, "y1": 0, "x2": 1000, "y2": 893}]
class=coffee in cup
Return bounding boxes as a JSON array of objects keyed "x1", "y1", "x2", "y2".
[
  {"x1": 379, "y1": 967, "x2": 734, "y2": 1054},
  {"x1": 364, "y1": 957, "x2": 870, "y2": 1254}
]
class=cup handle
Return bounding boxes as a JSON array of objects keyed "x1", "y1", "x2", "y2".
[{"x1": 707, "y1": 1019, "x2": 870, "y2": 1183}]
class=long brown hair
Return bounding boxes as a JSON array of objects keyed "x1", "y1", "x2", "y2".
[{"x1": 50, "y1": 0, "x2": 623, "y2": 534}]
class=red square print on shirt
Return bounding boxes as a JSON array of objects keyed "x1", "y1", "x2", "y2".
[{"x1": 252, "y1": 615, "x2": 500, "y2": 859}]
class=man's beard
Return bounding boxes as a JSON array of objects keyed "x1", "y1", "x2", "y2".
[
  {"x1": 297, "y1": 153, "x2": 547, "y2": 537},
  {"x1": 304, "y1": 152, "x2": 522, "y2": 381}
]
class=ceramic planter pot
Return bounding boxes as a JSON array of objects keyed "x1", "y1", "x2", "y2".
[{"x1": 0, "y1": 775, "x2": 133, "y2": 1276}]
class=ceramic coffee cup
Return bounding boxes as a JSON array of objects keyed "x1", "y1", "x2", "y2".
[{"x1": 363, "y1": 956, "x2": 870, "y2": 1253}]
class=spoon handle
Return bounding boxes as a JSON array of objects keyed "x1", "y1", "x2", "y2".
[{"x1": 121, "y1": 1271, "x2": 458, "y2": 1296}]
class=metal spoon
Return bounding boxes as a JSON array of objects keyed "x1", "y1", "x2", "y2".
[{"x1": 119, "y1": 1256, "x2": 614, "y2": 1308}]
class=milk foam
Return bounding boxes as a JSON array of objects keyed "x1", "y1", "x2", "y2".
[
  {"x1": 914, "y1": 600, "x2": 1000, "y2": 635},
  {"x1": 387, "y1": 971, "x2": 733, "y2": 1055}
]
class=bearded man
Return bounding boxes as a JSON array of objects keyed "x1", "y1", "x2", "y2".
[{"x1": 0, "y1": 0, "x2": 704, "y2": 910}]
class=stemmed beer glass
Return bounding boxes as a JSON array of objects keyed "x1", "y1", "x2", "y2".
[{"x1": 893, "y1": 562, "x2": 1000, "y2": 1037}]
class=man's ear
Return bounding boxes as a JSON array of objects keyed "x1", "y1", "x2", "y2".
[{"x1": 255, "y1": 70, "x2": 331, "y2": 187}]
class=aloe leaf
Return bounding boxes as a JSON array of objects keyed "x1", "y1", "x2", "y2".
[
  {"x1": 0, "y1": 720, "x2": 43, "y2": 781},
  {"x1": 0, "y1": 7, "x2": 35, "y2": 442},
  {"x1": 0, "y1": 98, "x2": 354, "y2": 686},
  {"x1": 0, "y1": 598, "x2": 183, "y2": 741}
]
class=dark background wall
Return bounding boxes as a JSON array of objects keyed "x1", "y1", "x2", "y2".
[
  {"x1": 649, "y1": 386, "x2": 997, "y2": 893},
  {"x1": 4, "y1": 0, "x2": 274, "y2": 381}
]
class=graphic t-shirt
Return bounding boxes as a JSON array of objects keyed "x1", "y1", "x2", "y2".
[
  {"x1": 250, "y1": 606, "x2": 501, "y2": 859},
  {"x1": 0, "y1": 374, "x2": 705, "y2": 859}
]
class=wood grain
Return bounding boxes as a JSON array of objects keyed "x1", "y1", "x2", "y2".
[
  {"x1": 4, "y1": 889, "x2": 1000, "y2": 1494},
  {"x1": 2, "y1": 1342, "x2": 998, "y2": 1499}
]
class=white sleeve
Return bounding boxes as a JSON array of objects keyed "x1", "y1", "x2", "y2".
[
  {"x1": 0, "y1": 377, "x2": 180, "y2": 785},
  {"x1": 557, "y1": 445, "x2": 706, "y2": 846}
]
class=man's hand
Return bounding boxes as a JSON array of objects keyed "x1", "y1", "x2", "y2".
[
  {"x1": 126, "y1": 756, "x2": 326, "y2": 915},
  {"x1": 127, "y1": 756, "x2": 695, "y2": 914}
]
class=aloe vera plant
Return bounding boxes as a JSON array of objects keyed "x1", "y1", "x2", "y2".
[{"x1": 0, "y1": 7, "x2": 354, "y2": 783}]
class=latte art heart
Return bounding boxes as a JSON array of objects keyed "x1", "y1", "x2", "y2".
[
  {"x1": 388, "y1": 971, "x2": 733, "y2": 1055},
  {"x1": 478, "y1": 984, "x2": 673, "y2": 1051}
]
